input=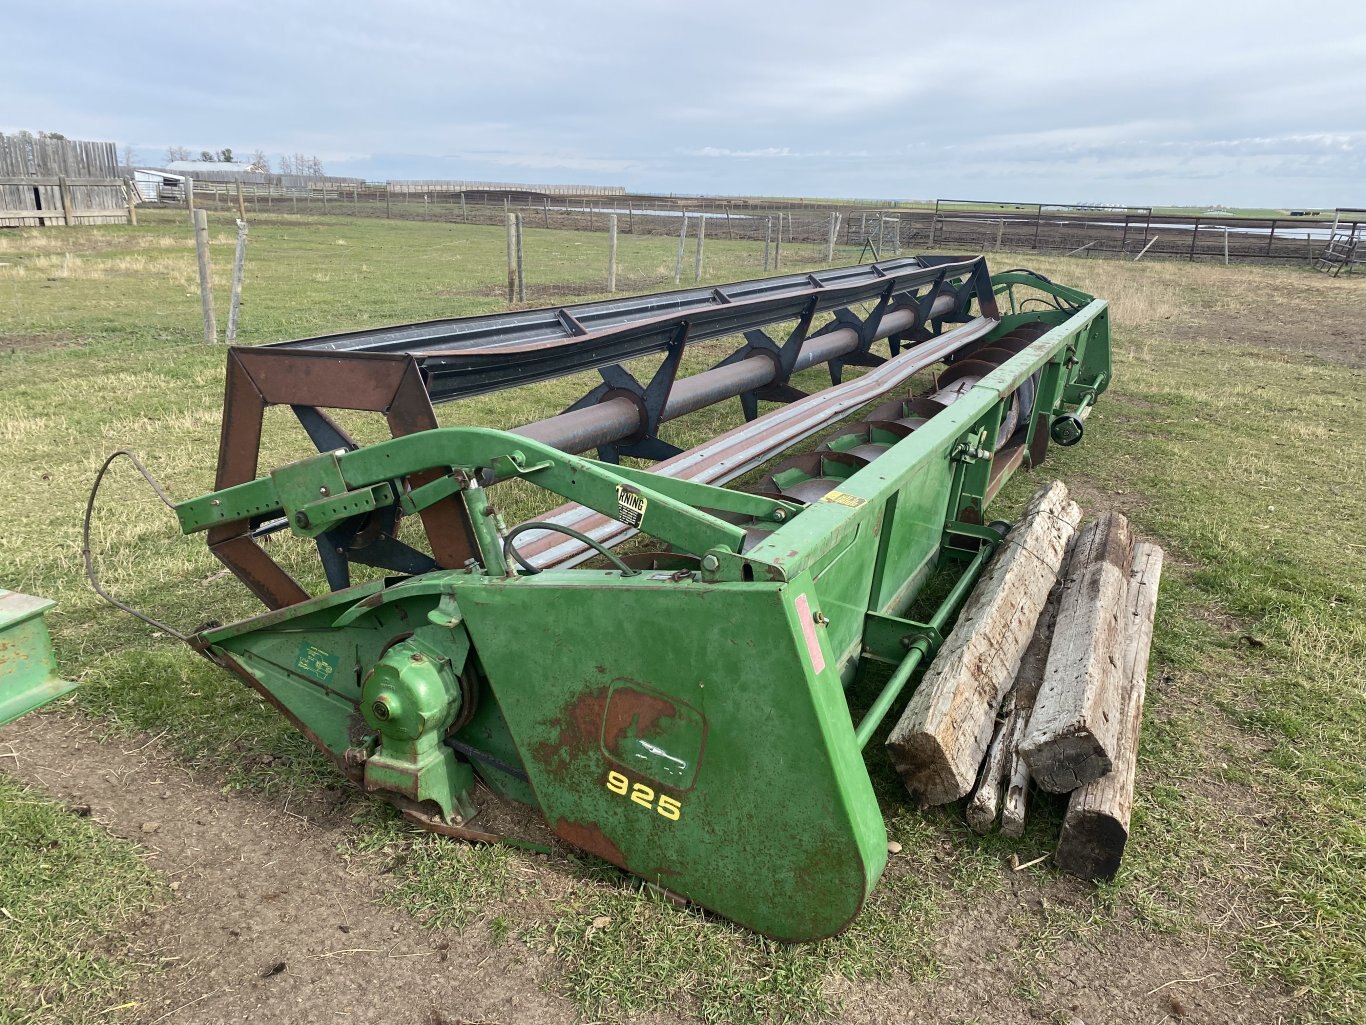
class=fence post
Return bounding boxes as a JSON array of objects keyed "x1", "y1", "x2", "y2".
[
  {"x1": 56, "y1": 175, "x2": 76, "y2": 226},
  {"x1": 543, "y1": 196, "x2": 550, "y2": 228},
  {"x1": 386, "y1": 187, "x2": 391, "y2": 219},
  {"x1": 460, "y1": 192, "x2": 466, "y2": 222},
  {"x1": 1225, "y1": 227, "x2": 1230, "y2": 266},
  {"x1": 505, "y1": 213, "x2": 517, "y2": 303},
  {"x1": 763, "y1": 217, "x2": 772, "y2": 272},
  {"x1": 515, "y1": 213, "x2": 526, "y2": 302},
  {"x1": 236, "y1": 180, "x2": 246, "y2": 220},
  {"x1": 694, "y1": 214, "x2": 706, "y2": 283},
  {"x1": 774, "y1": 213, "x2": 782, "y2": 270},
  {"x1": 675, "y1": 214, "x2": 688, "y2": 285},
  {"x1": 607, "y1": 214, "x2": 618, "y2": 293},
  {"x1": 827, "y1": 210, "x2": 837, "y2": 262},
  {"x1": 996, "y1": 218, "x2": 1004, "y2": 251},
  {"x1": 124, "y1": 178, "x2": 138, "y2": 226},
  {"x1": 628, "y1": 203, "x2": 634, "y2": 233},
  {"x1": 227, "y1": 219, "x2": 248, "y2": 342},
  {"x1": 186, "y1": 176, "x2": 195, "y2": 216},
  {"x1": 192, "y1": 209, "x2": 216, "y2": 343}
]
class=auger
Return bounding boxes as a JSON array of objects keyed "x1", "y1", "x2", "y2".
[{"x1": 74, "y1": 256, "x2": 1109, "y2": 940}]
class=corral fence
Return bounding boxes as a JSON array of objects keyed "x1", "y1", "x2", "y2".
[
  {"x1": 60, "y1": 166, "x2": 1366, "y2": 269},
  {"x1": 0, "y1": 134, "x2": 136, "y2": 227},
  {"x1": 922, "y1": 199, "x2": 1363, "y2": 265}
]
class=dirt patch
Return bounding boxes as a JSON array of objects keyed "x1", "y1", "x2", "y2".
[
  {"x1": 0, "y1": 713, "x2": 576, "y2": 1025},
  {"x1": 1169, "y1": 297, "x2": 1366, "y2": 368},
  {"x1": 832, "y1": 878, "x2": 1296, "y2": 1025},
  {"x1": 1, "y1": 331, "x2": 79, "y2": 354}
]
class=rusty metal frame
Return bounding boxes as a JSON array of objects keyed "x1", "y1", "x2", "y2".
[{"x1": 209, "y1": 348, "x2": 479, "y2": 609}]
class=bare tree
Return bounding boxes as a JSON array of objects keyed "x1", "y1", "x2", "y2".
[
  {"x1": 121, "y1": 144, "x2": 139, "y2": 170},
  {"x1": 307, "y1": 155, "x2": 326, "y2": 177},
  {"x1": 247, "y1": 149, "x2": 271, "y2": 172},
  {"x1": 166, "y1": 145, "x2": 191, "y2": 163}
]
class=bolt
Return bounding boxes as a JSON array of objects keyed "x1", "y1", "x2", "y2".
[
  {"x1": 319, "y1": 486, "x2": 330, "y2": 496},
  {"x1": 371, "y1": 700, "x2": 390, "y2": 721},
  {"x1": 294, "y1": 511, "x2": 310, "y2": 528},
  {"x1": 700, "y1": 554, "x2": 720, "y2": 572},
  {"x1": 814, "y1": 612, "x2": 830, "y2": 626},
  {"x1": 773, "y1": 508, "x2": 787, "y2": 522}
]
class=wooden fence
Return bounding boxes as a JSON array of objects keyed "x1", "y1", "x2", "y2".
[
  {"x1": 0, "y1": 177, "x2": 134, "y2": 227},
  {"x1": 0, "y1": 135, "x2": 134, "y2": 227}
]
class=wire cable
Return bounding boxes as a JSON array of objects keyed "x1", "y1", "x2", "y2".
[{"x1": 82, "y1": 450, "x2": 189, "y2": 641}]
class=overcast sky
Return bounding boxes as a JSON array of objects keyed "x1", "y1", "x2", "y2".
[{"x1": 6, "y1": 1, "x2": 1364, "y2": 207}]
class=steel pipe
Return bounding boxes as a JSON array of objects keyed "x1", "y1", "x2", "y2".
[{"x1": 514, "y1": 297, "x2": 951, "y2": 455}]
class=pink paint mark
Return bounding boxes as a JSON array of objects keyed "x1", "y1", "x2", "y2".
[{"x1": 794, "y1": 593, "x2": 826, "y2": 675}]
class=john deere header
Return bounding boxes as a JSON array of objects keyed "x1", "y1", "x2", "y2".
[{"x1": 83, "y1": 257, "x2": 1109, "y2": 940}]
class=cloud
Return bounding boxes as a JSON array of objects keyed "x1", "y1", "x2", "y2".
[{"x1": 4, "y1": 0, "x2": 1366, "y2": 206}]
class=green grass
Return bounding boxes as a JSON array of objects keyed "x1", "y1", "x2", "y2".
[
  {"x1": 1, "y1": 211, "x2": 1364, "y2": 1022},
  {"x1": 0, "y1": 776, "x2": 165, "y2": 1025}
]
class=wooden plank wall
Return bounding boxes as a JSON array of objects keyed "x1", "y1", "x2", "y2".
[
  {"x1": 0, "y1": 177, "x2": 132, "y2": 227},
  {"x1": 0, "y1": 136, "x2": 132, "y2": 227},
  {"x1": 0, "y1": 135, "x2": 119, "y2": 177}
]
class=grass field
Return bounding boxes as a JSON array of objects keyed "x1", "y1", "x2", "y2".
[{"x1": 1, "y1": 210, "x2": 1363, "y2": 1024}]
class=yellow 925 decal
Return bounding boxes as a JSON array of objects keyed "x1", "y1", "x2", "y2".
[{"x1": 606, "y1": 770, "x2": 682, "y2": 821}]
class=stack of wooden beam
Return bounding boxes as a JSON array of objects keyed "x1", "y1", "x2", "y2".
[{"x1": 887, "y1": 482, "x2": 1164, "y2": 880}]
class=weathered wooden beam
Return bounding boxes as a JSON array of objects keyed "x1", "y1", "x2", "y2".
[
  {"x1": 887, "y1": 481, "x2": 1081, "y2": 805},
  {"x1": 999, "y1": 539, "x2": 1074, "y2": 838},
  {"x1": 1056, "y1": 542, "x2": 1164, "y2": 880},
  {"x1": 965, "y1": 696, "x2": 1014, "y2": 833},
  {"x1": 1019, "y1": 512, "x2": 1133, "y2": 792}
]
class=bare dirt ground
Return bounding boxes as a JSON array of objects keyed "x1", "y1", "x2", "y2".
[
  {"x1": 1167, "y1": 293, "x2": 1365, "y2": 368},
  {"x1": 2, "y1": 705, "x2": 1302, "y2": 1025},
  {"x1": 0, "y1": 714, "x2": 576, "y2": 1025}
]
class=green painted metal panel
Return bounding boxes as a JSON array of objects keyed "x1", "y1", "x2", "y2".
[
  {"x1": 449, "y1": 569, "x2": 886, "y2": 942},
  {"x1": 0, "y1": 590, "x2": 77, "y2": 727}
]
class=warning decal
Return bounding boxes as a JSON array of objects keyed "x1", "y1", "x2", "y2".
[
  {"x1": 820, "y1": 490, "x2": 866, "y2": 509},
  {"x1": 616, "y1": 484, "x2": 648, "y2": 527}
]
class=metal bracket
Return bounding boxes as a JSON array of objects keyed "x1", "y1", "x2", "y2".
[
  {"x1": 727, "y1": 296, "x2": 819, "y2": 421},
  {"x1": 820, "y1": 281, "x2": 899, "y2": 386},
  {"x1": 562, "y1": 323, "x2": 690, "y2": 463},
  {"x1": 292, "y1": 405, "x2": 437, "y2": 591},
  {"x1": 915, "y1": 269, "x2": 950, "y2": 341}
]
